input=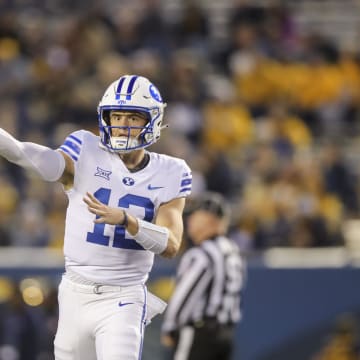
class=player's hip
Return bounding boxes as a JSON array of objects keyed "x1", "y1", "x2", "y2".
[{"x1": 59, "y1": 275, "x2": 146, "y2": 299}]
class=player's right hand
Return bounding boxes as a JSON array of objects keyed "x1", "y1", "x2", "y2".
[{"x1": 83, "y1": 191, "x2": 126, "y2": 225}]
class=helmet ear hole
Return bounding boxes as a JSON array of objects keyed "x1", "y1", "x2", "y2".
[{"x1": 102, "y1": 110, "x2": 111, "y2": 125}]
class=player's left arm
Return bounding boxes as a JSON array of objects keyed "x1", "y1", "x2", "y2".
[
  {"x1": 152, "y1": 197, "x2": 185, "y2": 258},
  {"x1": 83, "y1": 193, "x2": 185, "y2": 258}
]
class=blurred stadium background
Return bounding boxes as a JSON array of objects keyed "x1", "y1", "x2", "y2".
[{"x1": 1, "y1": 0, "x2": 360, "y2": 359}]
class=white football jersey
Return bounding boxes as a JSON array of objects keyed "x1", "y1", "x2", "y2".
[{"x1": 59, "y1": 130, "x2": 192, "y2": 286}]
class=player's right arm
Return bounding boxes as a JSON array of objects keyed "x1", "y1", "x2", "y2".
[{"x1": 0, "y1": 128, "x2": 74, "y2": 185}]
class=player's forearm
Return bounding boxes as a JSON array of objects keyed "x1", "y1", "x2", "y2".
[
  {"x1": 0, "y1": 128, "x2": 65, "y2": 181},
  {"x1": 161, "y1": 232, "x2": 181, "y2": 258},
  {"x1": 126, "y1": 213, "x2": 171, "y2": 256},
  {"x1": 125, "y1": 211, "x2": 182, "y2": 257}
]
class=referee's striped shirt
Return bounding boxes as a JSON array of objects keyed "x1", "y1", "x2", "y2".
[{"x1": 162, "y1": 235, "x2": 246, "y2": 333}]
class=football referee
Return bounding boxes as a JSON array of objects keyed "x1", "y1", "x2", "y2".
[{"x1": 161, "y1": 192, "x2": 246, "y2": 360}]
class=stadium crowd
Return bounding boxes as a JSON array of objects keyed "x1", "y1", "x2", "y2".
[{"x1": 1, "y1": 0, "x2": 359, "y2": 252}]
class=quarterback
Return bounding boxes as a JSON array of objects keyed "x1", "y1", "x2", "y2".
[{"x1": 0, "y1": 75, "x2": 192, "y2": 359}]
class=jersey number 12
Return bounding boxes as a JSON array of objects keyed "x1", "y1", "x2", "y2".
[{"x1": 86, "y1": 187, "x2": 154, "y2": 250}]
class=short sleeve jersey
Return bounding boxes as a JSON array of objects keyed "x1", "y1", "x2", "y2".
[{"x1": 59, "y1": 130, "x2": 192, "y2": 286}]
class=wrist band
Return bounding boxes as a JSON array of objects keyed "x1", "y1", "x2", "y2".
[
  {"x1": 119, "y1": 210, "x2": 128, "y2": 228},
  {"x1": 133, "y1": 219, "x2": 169, "y2": 254}
]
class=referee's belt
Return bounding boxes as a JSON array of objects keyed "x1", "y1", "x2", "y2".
[{"x1": 189, "y1": 318, "x2": 235, "y2": 330}]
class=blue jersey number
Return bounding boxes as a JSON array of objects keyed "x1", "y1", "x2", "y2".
[{"x1": 86, "y1": 188, "x2": 155, "y2": 250}]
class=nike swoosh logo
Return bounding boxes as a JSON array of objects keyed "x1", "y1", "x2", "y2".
[
  {"x1": 148, "y1": 185, "x2": 164, "y2": 190},
  {"x1": 118, "y1": 302, "x2": 134, "y2": 307}
]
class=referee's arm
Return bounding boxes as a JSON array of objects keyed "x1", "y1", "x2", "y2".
[{"x1": 161, "y1": 248, "x2": 211, "y2": 343}]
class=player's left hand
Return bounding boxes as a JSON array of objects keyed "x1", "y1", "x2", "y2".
[{"x1": 83, "y1": 191, "x2": 125, "y2": 225}]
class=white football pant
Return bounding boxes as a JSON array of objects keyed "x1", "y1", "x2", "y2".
[{"x1": 54, "y1": 277, "x2": 147, "y2": 360}]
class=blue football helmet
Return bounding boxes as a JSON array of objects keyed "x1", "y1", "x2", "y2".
[{"x1": 98, "y1": 75, "x2": 166, "y2": 153}]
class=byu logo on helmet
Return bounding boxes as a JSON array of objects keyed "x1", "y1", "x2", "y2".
[{"x1": 149, "y1": 84, "x2": 162, "y2": 102}]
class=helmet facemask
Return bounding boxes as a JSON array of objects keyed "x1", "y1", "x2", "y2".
[{"x1": 98, "y1": 75, "x2": 166, "y2": 153}]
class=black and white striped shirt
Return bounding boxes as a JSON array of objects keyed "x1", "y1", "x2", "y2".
[{"x1": 162, "y1": 236, "x2": 246, "y2": 333}]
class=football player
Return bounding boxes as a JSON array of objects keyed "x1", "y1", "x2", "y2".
[{"x1": 0, "y1": 75, "x2": 192, "y2": 360}]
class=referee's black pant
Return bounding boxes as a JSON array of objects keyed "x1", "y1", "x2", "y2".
[{"x1": 172, "y1": 321, "x2": 235, "y2": 360}]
